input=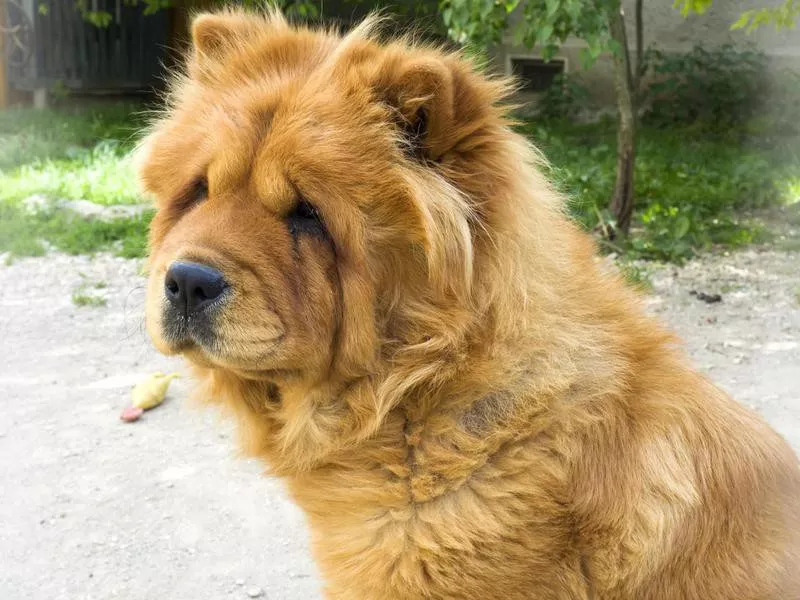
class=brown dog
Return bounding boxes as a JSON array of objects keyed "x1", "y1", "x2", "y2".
[{"x1": 136, "y1": 9, "x2": 800, "y2": 599}]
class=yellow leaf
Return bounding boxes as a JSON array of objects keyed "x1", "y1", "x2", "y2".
[{"x1": 131, "y1": 372, "x2": 180, "y2": 410}]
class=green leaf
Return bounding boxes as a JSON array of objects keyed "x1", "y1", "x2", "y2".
[
  {"x1": 442, "y1": 6, "x2": 453, "y2": 25},
  {"x1": 537, "y1": 23, "x2": 554, "y2": 45},
  {"x1": 675, "y1": 0, "x2": 712, "y2": 17},
  {"x1": 674, "y1": 215, "x2": 691, "y2": 239},
  {"x1": 86, "y1": 11, "x2": 113, "y2": 27},
  {"x1": 731, "y1": 10, "x2": 753, "y2": 30},
  {"x1": 579, "y1": 47, "x2": 596, "y2": 69}
]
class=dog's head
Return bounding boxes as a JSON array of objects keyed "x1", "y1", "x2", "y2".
[{"x1": 138, "y1": 10, "x2": 527, "y2": 393}]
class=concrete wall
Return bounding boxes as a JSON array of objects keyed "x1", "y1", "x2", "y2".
[
  {"x1": 637, "y1": 0, "x2": 800, "y2": 58},
  {"x1": 494, "y1": 0, "x2": 800, "y2": 109}
]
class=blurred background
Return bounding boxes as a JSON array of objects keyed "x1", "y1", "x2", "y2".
[{"x1": 0, "y1": 1, "x2": 798, "y2": 599}]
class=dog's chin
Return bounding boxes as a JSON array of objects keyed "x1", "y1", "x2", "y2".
[
  {"x1": 226, "y1": 366, "x2": 302, "y2": 382},
  {"x1": 146, "y1": 330, "x2": 186, "y2": 357},
  {"x1": 171, "y1": 340, "x2": 296, "y2": 383}
]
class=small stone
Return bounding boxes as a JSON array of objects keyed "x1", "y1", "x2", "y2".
[
  {"x1": 723, "y1": 339, "x2": 745, "y2": 348},
  {"x1": 21, "y1": 194, "x2": 51, "y2": 214},
  {"x1": 235, "y1": 579, "x2": 245, "y2": 587},
  {"x1": 120, "y1": 406, "x2": 143, "y2": 422},
  {"x1": 247, "y1": 587, "x2": 264, "y2": 598},
  {"x1": 57, "y1": 199, "x2": 152, "y2": 222},
  {"x1": 763, "y1": 340, "x2": 798, "y2": 353}
]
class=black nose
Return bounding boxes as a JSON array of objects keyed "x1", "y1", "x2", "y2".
[{"x1": 164, "y1": 262, "x2": 228, "y2": 314}]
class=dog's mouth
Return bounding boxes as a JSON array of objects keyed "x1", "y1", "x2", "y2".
[
  {"x1": 162, "y1": 303, "x2": 223, "y2": 350},
  {"x1": 161, "y1": 312, "x2": 287, "y2": 376},
  {"x1": 150, "y1": 259, "x2": 288, "y2": 374}
]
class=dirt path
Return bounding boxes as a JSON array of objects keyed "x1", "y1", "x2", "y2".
[{"x1": 1, "y1": 243, "x2": 798, "y2": 600}]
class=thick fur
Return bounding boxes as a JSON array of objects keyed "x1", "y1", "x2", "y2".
[{"x1": 137, "y1": 9, "x2": 800, "y2": 599}]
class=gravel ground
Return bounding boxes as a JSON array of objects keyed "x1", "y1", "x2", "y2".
[{"x1": 1, "y1": 241, "x2": 798, "y2": 600}]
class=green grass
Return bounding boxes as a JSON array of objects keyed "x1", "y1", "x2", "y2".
[
  {"x1": 777, "y1": 238, "x2": 800, "y2": 252},
  {"x1": 0, "y1": 201, "x2": 152, "y2": 258},
  {"x1": 521, "y1": 119, "x2": 800, "y2": 262},
  {"x1": 1, "y1": 102, "x2": 798, "y2": 264},
  {"x1": 0, "y1": 104, "x2": 147, "y2": 206},
  {"x1": 71, "y1": 276, "x2": 110, "y2": 307},
  {"x1": 787, "y1": 178, "x2": 800, "y2": 207},
  {"x1": 719, "y1": 282, "x2": 746, "y2": 294},
  {"x1": 0, "y1": 103, "x2": 146, "y2": 168},
  {"x1": 0, "y1": 103, "x2": 153, "y2": 258},
  {"x1": 71, "y1": 291, "x2": 108, "y2": 307},
  {"x1": 617, "y1": 261, "x2": 653, "y2": 292},
  {"x1": 0, "y1": 141, "x2": 139, "y2": 205}
]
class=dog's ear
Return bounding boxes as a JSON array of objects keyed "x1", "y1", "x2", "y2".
[
  {"x1": 190, "y1": 10, "x2": 285, "y2": 65},
  {"x1": 372, "y1": 52, "x2": 506, "y2": 163},
  {"x1": 378, "y1": 57, "x2": 454, "y2": 161},
  {"x1": 191, "y1": 13, "x2": 247, "y2": 60}
]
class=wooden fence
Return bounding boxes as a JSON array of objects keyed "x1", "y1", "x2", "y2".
[{"x1": 3, "y1": 0, "x2": 169, "y2": 94}]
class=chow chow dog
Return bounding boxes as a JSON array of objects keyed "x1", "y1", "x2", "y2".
[{"x1": 136, "y1": 8, "x2": 800, "y2": 599}]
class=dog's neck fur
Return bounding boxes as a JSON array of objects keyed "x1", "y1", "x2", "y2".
[{"x1": 195, "y1": 219, "x2": 663, "y2": 503}]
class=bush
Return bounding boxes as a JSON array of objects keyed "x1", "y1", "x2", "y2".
[
  {"x1": 520, "y1": 121, "x2": 793, "y2": 262},
  {"x1": 642, "y1": 44, "x2": 800, "y2": 137},
  {"x1": 534, "y1": 74, "x2": 592, "y2": 121},
  {"x1": 643, "y1": 44, "x2": 770, "y2": 131},
  {"x1": 744, "y1": 68, "x2": 800, "y2": 137}
]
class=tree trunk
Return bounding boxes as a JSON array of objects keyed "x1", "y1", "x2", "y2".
[
  {"x1": 0, "y1": 0, "x2": 8, "y2": 109},
  {"x1": 607, "y1": 5, "x2": 636, "y2": 238}
]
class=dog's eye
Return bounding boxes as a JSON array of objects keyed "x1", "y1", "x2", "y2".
[
  {"x1": 177, "y1": 177, "x2": 208, "y2": 212},
  {"x1": 287, "y1": 200, "x2": 325, "y2": 237},
  {"x1": 173, "y1": 177, "x2": 208, "y2": 216},
  {"x1": 191, "y1": 178, "x2": 209, "y2": 204}
]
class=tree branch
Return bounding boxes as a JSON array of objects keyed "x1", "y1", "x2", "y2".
[
  {"x1": 613, "y1": 4, "x2": 633, "y2": 94},
  {"x1": 635, "y1": 0, "x2": 643, "y2": 91}
]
